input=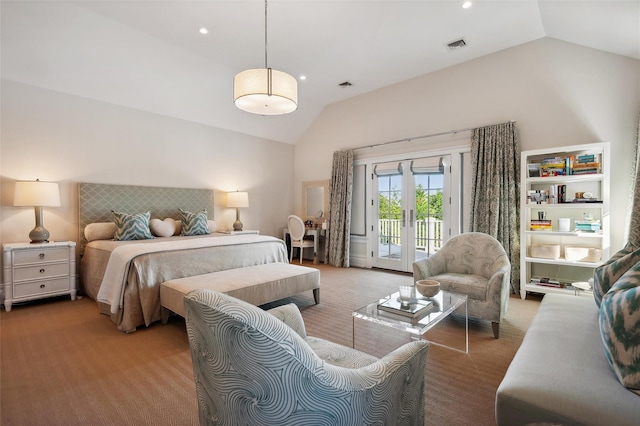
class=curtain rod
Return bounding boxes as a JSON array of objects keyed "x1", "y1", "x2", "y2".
[{"x1": 352, "y1": 120, "x2": 516, "y2": 151}]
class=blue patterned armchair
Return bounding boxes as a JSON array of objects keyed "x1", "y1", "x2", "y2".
[
  {"x1": 184, "y1": 289, "x2": 429, "y2": 426},
  {"x1": 413, "y1": 232, "x2": 511, "y2": 338}
]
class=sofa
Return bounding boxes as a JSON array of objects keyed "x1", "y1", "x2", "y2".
[{"x1": 496, "y1": 243, "x2": 640, "y2": 425}]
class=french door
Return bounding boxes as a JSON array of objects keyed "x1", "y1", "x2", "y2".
[{"x1": 372, "y1": 155, "x2": 451, "y2": 272}]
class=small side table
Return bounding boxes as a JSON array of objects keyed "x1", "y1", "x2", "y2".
[{"x1": 2, "y1": 241, "x2": 77, "y2": 311}]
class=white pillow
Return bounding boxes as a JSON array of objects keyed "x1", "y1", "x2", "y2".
[
  {"x1": 84, "y1": 222, "x2": 116, "y2": 242},
  {"x1": 149, "y1": 218, "x2": 179, "y2": 237},
  {"x1": 207, "y1": 220, "x2": 217, "y2": 233}
]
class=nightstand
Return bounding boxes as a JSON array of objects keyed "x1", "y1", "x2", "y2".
[{"x1": 2, "y1": 241, "x2": 77, "y2": 311}]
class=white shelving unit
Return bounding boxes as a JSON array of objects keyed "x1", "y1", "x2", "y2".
[{"x1": 520, "y1": 142, "x2": 610, "y2": 300}]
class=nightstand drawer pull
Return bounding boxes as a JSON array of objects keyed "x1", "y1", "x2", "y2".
[
  {"x1": 40, "y1": 268, "x2": 45, "y2": 273},
  {"x1": 13, "y1": 247, "x2": 68, "y2": 265},
  {"x1": 40, "y1": 284, "x2": 46, "y2": 289}
]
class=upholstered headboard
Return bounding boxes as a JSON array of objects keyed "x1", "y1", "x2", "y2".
[{"x1": 78, "y1": 182, "x2": 215, "y2": 254}]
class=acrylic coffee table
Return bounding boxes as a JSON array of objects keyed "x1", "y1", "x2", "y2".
[{"x1": 352, "y1": 289, "x2": 468, "y2": 354}]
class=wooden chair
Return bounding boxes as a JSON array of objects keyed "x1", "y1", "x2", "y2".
[{"x1": 287, "y1": 215, "x2": 315, "y2": 264}]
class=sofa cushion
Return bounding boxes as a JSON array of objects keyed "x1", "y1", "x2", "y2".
[
  {"x1": 599, "y1": 261, "x2": 640, "y2": 394},
  {"x1": 593, "y1": 242, "x2": 640, "y2": 307},
  {"x1": 429, "y1": 273, "x2": 488, "y2": 301}
]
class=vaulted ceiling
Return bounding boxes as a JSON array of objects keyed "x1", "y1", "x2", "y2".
[{"x1": 2, "y1": 1, "x2": 638, "y2": 144}]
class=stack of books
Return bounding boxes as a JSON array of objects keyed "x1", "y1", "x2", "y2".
[
  {"x1": 572, "y1": 154, "x2": 600, "y2": 175},
  {"x1": 540, "y1": 157, "x2": 568, "y2": 177},
  {"x1": 575, "y1": 220, "x2": 601, "y2": 232},
  {"x1": 377, "y1": 294, "x2": 433, "y2": 318},
  {"x1": 530, "y1": 277, "x2": 564, "y2": 288},
  {"x1": 530, "y1": 219, "x2": 552, "y2": 231}
]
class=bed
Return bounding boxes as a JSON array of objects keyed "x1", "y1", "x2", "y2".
[{"x1": 78, "y1": 183, "x2": 288, "y2": 332}]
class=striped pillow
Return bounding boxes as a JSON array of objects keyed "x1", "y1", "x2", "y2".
[
  {"x1": 599, "y1": 260, "x2": 640, "y2": 393},
  {"x1": 112, "y1": 210, "x2": 153, "y2": 241},
  {"x1": 179, "y1": 209, "x2": 210, "y2": 236}
]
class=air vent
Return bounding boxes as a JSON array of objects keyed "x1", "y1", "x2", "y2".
[
  {"x1": 446, "y1": 38, "x2": 467, "y2": 51},
  {"x1": 338, "y1": 81, "x2": 353, "y2": 87}
]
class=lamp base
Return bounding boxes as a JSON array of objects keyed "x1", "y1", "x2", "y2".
[
  {"x1": 29, "y1": 226, "x2": 50, "y2": 244},
  {"x1": 232, "y1": 220, "x2": 243, "y2": 232}
]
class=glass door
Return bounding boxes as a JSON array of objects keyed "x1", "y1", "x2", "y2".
[{"x1": 372, "y1": 156, "x2": 450, "y2": 272}]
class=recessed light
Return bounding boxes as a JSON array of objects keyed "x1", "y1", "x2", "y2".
[
  {"x1": 199, "y1": 27, "x2": 209, "y2": 35},
  {"x1": 462, "y1": 1, "x2": 472, "y2": 8},
  {"x1": 299, "y1": 75, "x2": 307, "y2": 81}
]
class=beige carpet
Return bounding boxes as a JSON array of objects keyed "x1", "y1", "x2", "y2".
[{"x1": 0, "y1": 263, "x2": 541, "y2": 425}]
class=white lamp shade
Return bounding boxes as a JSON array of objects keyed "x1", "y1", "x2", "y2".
[
  {"x1": 234, "y1": 68, "x2": 298, "y2": 115},
  {"x1": 14, "y1": 181, "x2": 61, "y2": 207},
  {"x1": 227, "y1": 191, "x2": 249, "y2": 208}
]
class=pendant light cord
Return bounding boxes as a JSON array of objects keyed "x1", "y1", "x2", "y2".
[{"x1": 264, "y1": 0, "x2": 268, "y2": 69}]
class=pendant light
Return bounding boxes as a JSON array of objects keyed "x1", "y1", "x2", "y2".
[{"x1": 233, "y1": 0, "x2": 298, "y2": 115}]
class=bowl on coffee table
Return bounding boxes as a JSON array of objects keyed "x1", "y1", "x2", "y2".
[{"x1": 415, "y1": 280, "x2": 440, "y2": 298}]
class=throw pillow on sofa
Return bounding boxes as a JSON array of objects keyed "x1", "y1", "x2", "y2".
[
  {"x1": 593, "y1": 241, "x2": 640, "y2": 307},
  {"x1": 599, "y1": 260, "x2": 640, "y2": 394}
]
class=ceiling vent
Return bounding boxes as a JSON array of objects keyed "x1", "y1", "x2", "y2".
[
  {"x1": 338, "y1": 81, "x2": 353, "y2": 87},
  {"x1": 446, "y1": 38, "x2": 467, "y2": 51}
]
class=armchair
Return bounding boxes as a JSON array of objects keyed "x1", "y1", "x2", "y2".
[
  {"x1": 413, "y1": 232, "x2": 511, "y2": 338},
  {"x1": 185, "y1": 289, "x2": 429, "y2": 426}
]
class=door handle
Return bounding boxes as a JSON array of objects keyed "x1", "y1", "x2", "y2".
[
  {"x1": 409, "y1": 209, "x2": 414, "y2": 227},
  {"x1": 402, "y1": 210, "x2": 406, "y2": 227}
]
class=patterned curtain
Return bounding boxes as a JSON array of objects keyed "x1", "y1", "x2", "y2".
[
  {"x1": 469, "y1": 122, "x2": 520, "y2": 292},
  {"x1": 325, "y1": 150, "x2": 354, "y2": 267},
  {"x1": 628, "y1": 111, "x2": 640, "y2": 245}
]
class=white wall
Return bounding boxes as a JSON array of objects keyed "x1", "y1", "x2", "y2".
[
  {"x1": 294, "y1": 37, "x2": 640, "y2": 253},
  {"x1": 1, "y1": 81, "x2": 295, "y2": 245}
]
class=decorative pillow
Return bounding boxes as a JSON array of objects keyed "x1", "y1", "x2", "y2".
[
  {"x1": 179, "y1": 209, "x2": 210, "y2": 236},
  {"x1": 207, "y1": 220, "x2": 217, "y2": 233},
  {"x1": 112, "y1": 210, "x2": 154, "y2": 241},
  {"x1": 599, "y1": 260, "x2": 640, "y2": 393},
  {"x1": 84, "y1": 222, "x2": 116, "y2": 242},
  {"x1": 149, "y1": 218, "x2": 179, "y2": 238},
  {"x1": 593, "y1": 242, "x2": 640, "y2": 307}
]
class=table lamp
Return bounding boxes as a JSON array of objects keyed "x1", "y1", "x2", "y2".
[
  {"x1": 14, "y1": 179, "x2": 61, "y2": 243},
  {"x1": 227, "y1": 191, "x2": 249, "y2": 231}
]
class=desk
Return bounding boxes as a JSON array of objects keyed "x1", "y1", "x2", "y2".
[{"x1": 283, "y1": 228, "x2": 325, "y2": 265}]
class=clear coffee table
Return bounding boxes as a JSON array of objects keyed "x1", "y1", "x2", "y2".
[{"x1": 352, "y1": 289, "x2": 468, "y2": 354}]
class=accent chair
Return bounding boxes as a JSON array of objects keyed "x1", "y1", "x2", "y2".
[
  {"x1": 184, "y1": 289, "x2": 430, "y2": 426},
  {"x1": 412, "y1": 232, "x2": 511, "y2": 338}
]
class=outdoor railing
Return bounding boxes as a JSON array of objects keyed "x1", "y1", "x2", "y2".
[{"x1": 379, "y1": 218, "x2": 443, "y2": 254}]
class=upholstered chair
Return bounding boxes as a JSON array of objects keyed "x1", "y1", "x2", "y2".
[
  {"x1": 412, "y1": 232, "x2": 511, "y2": 338},
  {"x1": 185, "y1": 289, "x2": 429, "y2": 426}
]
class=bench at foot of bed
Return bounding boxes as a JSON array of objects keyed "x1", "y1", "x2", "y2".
[{"x1": 160, "y1": 262, "x2": 320, "y2": 322}]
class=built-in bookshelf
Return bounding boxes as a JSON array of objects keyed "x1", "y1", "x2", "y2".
[{"x1": 520, "y1": 142, "x2": 610, "y2": 300}]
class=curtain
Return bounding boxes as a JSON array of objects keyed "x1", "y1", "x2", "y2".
[
  {"x1": 325, "y1": 150, "x2": 354, "y2": 267},
  {"x1": 628, "y1": 111, "x2": 640, "y2": 245},
  {"x1": 469, "y1": 122, "x2": 520, "y2": 293}
]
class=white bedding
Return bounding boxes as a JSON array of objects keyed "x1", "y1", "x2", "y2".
[{"x1": 96, "y1": 234, "x2": 282, "y2": 314}]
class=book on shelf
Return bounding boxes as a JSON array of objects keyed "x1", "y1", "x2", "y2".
[
  {"x1": 530, "y1": 219, "x2": 552, "y2": 231},
  {"x1": 377, "y1": 295, "x2": 433, "y2": 318},
  {"x1": 530, "y1": 277, "x2": 566, "y2": 288}
]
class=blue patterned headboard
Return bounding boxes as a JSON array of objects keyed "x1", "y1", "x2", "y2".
[{"x1": 78, "y1": 182, "x2": 214, "y2": 254}]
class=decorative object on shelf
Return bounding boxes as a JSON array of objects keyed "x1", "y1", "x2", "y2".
[
  {"x1": 530, "y1": 244, "x2": 560, "y2": 260},
  {"x1": 558, "y1": 218, "x2": 571, "y2": 232},
  {"x1": 233, "y1": 0, "x2": 297, "y2": 115},
  {"x1": 415, "y1": 279, "x2": 441, "y2": 297},
  {"x1": 564, "y1": 246, "x2": 603, "y2": 263},
  {"x1": 227, "y1": 191, "x2": 249, "y2": 231},
  {"x1": 13, "y1": 179, "x2": 61, "y2": 243}
]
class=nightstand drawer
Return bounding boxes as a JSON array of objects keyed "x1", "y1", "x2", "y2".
[
  {"x1": 13, "y1": 277, "x2": 70, "y2": 298},
  {"x1": 13, "y1": 263, "x2": 69, "y2": 281},
  {"x1": 13, "y1": 247, "x2": 69, "y2": 265}
]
